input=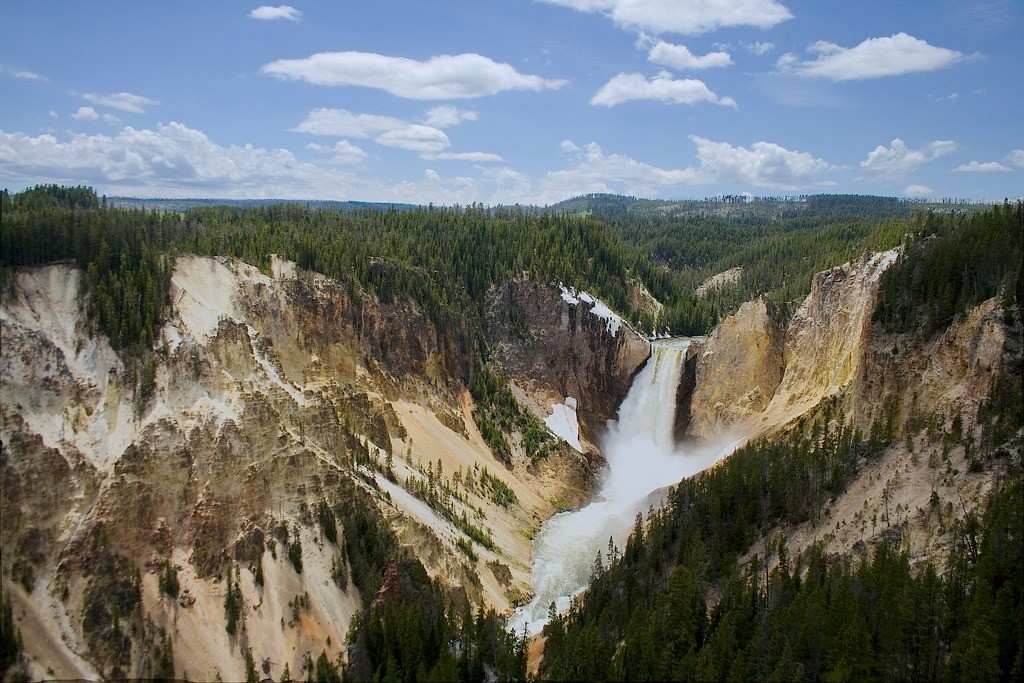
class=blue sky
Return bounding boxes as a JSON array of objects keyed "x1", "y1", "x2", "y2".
[{"x1": 2, "y1": 0, "x2": 1021, "y2": 204}]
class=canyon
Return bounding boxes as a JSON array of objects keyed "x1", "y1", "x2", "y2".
[{"x1": 1, "y1": 245, "x2": 1018, "y2": 679}]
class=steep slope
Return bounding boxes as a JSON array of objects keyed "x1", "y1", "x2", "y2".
[
  {"x1": 684, "y1": 247, "x2": 1020, "y2": 565},
  {"x1": 1, "y1": 256, "x2": 630, "y2": 679},
  {"x1": 686, "y1": 297, "x2": 784, "y2": 438},
  {"x1": 485, "y1": 279, "x2": 650, "y2": 452},
  {"x1": 687, "y1": 249, "x2": 899, "y2": 440}
]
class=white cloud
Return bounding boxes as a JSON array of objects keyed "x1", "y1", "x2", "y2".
[
  {"x1": 71, "y1": 106, "x2": 99, "y2": 121},
  {"x1": 0, "y1": 123, "x2": 364, "y2": 198},
  {"x1": 82, "y1": 92, "x2": 158, "y2": 113},
  {"x1": 778, "y1": 33, "x2": 967, "y2": 81},
  {"x1": 953, "y1": 160, "x2": 1012, "y2": 173},
  {"x1": 860, "y1": 138, "x2": 957, "y2": 177},
  {"x1": 261, "y1": 51, "x2": 567, "y2": 99},
  {"x1": 49, "y1": 110, "x2": 58, "y2": 119},
  {"x1": 903, "y1": 184, "x2": 933, "y2": 198},
  {"x1": 647, "y1": 41, "x2": 732, "y2": 70},
  {"x1": 376, "y1": 125, "x2": 450, "y2": 153},
  {"x1": 746, "y1": 41, "x2": 775, "y2": 55},
  {"x1": 249, "y1": 5, "x2": 302, "y2": 21},
  {"x1": 423, "y1": 105, "x2": 479, "y2": 128},
  {"x1": 591, "y1": 71, "x2": 736, "y2": 107},
  {"x1": 1004, "y1": 149, "x2": 1024, "y2": 168},
  {"x1": 291, "y1": 108, "x2": 451, "y2": 154},
  {"x1": 687, "y1": 135, "x2": 833, "y2": 189},
  {"x1": 532, "y1": 135, "x2": 833, "y2": 203},
  {"x1": 430, "y1": 151, "x2": 504, "y2": 163},
  {"x1": 306, "y1": 140, "x2": 367, "y2": 164},
  {"x1": 775, "y1": 52, "x2": 798, "y2": 70},
  {"x1": 0, "y1": 121, "x2": 846, "y2": 206},
  {"x1": 292, "y1": 108, "x2": 406, "y2": 138},
  {"x1": 538, "y1": 0, "x2": 792, "y2": 35},
  {"x1": 0, "y1": 123, "x2": 511, "y2": 205},
  {"x1": 14, "y1": 70, "x2": 46, "y2": 81},
  {"x1": 1, "y1": 66, "x2": 47, "y2": 82}
]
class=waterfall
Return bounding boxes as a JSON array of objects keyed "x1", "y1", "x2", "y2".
[{"x1": 512, "y1": 338, "x2": 733, "y2": 635}]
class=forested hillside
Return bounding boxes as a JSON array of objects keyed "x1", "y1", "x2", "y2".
[
  {"x1": 542, "y1": 395, "x2": 1023, "y2": 681},
  {"x1": 540, "y1": 203, "x2": 1024, "y2": 682},
  {"x1": 4, "y1": 187, "x2": 988, "y2": 348},
  {"x1": 2, "y1": 186, "x2": 1020, "y2": 681},
  {"x1": 556, "y1": 193, "x2": 1002, "y2": 328},
  {"x1": 0, "y1": 185, "x2": 716, "y2": 346}
]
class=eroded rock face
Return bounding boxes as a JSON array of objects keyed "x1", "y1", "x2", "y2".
[
  {"x1": 685, "y1": 247, "x2": 1020, "y2": 573},
  {"x1": 485, "y1": 279, "x2": 650, "y2": 445},
  {"x1": 686, "y1": 250, "x2": 901, "y2": 439},
  {"x1": 764, "y1": 249, "x2": 900, "y2": 427},
  {"x1": 688, "y1": 298, "x2": 785, "y2": 439},
  {"x1": 0, "y1": 257, "x2": 595, "y2": 680}
]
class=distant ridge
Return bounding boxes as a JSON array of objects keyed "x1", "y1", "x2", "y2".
[{"x1": 107, "y1": 196, "x2": 417, "y2": 212}]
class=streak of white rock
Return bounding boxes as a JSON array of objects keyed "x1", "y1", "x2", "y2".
[
  {"x1": 558, "y1": 285, "x2": 623, "y2": 336},
  {"x1": 245, "y1": 325, "x2": 309, "y2": 406},
  {"x1": 374, "y1": 474, "x2": 458, "y2": 540},
  {"x1": 545, "y1": 397, "x2": 583, "y2": 452},
  {"x1": 171, "y1": 256, "x2": 242, "y2": 341},
  {"x1": 0, "y1": 266, "x2": 135, "y2": 471}
]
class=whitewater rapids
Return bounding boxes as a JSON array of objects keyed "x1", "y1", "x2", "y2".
[{"x1": 511, "y1": 338, "x2": 738, "y2": 635}]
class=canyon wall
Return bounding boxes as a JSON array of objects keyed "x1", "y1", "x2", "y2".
[
  {"x1": 485, "y1": 279, "x2": 650, "y2": 450},
  {"x1": 0, "y1": 257, "x2": 626, "y2": 679}
]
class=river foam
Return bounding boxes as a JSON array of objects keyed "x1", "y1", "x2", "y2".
[{"x1": 512, "y1": 338, "x2": 740, "y2": 635}]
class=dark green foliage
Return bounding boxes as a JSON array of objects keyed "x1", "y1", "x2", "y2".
[
  {"x1": 542, "y1": 434, "x2": 1024, "y2": 683},
  {"x1": 331, "y1": 479, "x2": 524, "y2": 682},
  {"x1": 150, "y1": 632, "x2": 175, "y2": 680},
  {"x1": 0, "y1": 587, "x2": 23, "y2": 676},
  {"x1": 335, "y1": 481, "x2": 398, "y2": 600},
  {"x1": 402, "y1": 467, "x2": 497, "y2": 552},
  {"x1": 80, "y1": 549, "x2": 143, "y2": 674},
  {"x1": 223, "y1": 566, "x2": 243, "y2": 636},
  {"x1": 480, "y1": 468, "x2": 518, "y2": 508},
  {"x1": 288, "y1": 592, "x2": 311, "y2": 625},
  {"x1": 345, "y1": 558, "x2": 525, "y2": 683},
  {"x1": 0, "y1": 185, "x2": 724, "y2": 364},
  {"x1": 318, "y1": 502, "x2": 338, "y2": 545},
  {"x1": 875, "y1": 201, "x2": 1022, "y2": 335},
  {"x1": 470, "y1": 362, "x2": 554, "y2": 463},
  {"x1": 158, "y1": 561, "x2": 179, "y2": 598},
  {"x1": 1, "y1": 190, "x2": 175, "y2": 356},
  {"x1": 288, "y1": 538, "x2": 304, "y2": 574},
  {"x1": 330, "y1": 552, "x2": 348, "y2": 590},
  {"x1": 315, "y1": 651, "x2": 342, "y2": 683},
  {"x1": 7, "y1": 184, "x2": 99, "y2": 210},
  {"x1": 605, "y1": 208, "x2": 908, "y2": 324},
  {"x1": 244, "y1": 647, "x2": 258, "y2": 683},
  {"x1": 456, "y1": 537, "x2": 478, "y2": 562}
]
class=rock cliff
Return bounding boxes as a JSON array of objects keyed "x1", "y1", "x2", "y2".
[
  {"x1": 687, "y1": 298, "x2": 784, "y2": 438},
  {"x1": 0, "y1": 256, "x2": 618, "y2": 679},
  {"x1": 686, "y1": 247, "x2": 1021, "y2": 568},
  {"x1": 485, "y1": 279, "x2": 650, "y2": 450}
]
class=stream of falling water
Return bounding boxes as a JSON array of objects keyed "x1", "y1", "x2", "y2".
[{"x1": 511, "y1": 338, "x2": 737, "y2": 635}]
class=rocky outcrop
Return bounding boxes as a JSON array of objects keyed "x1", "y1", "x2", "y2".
[
  {"x1": 484, "y1": 279, "x2": 650, "y2": 446},
  {"x1": 0, "y1": 257, "x2": 592, "y2": 679},
  {"x1": 687, "y1": 298, "x2": 785, "y2": 438},
  {"x1": 686, "y1": 250, "x2": 901, "y2": 439},
  {"x1": 686, "y1": 247, "x2": 1021, "y2": 572},
  {"x1": 672, "y1": 341, "x2": 702, "y2": 442},
  {"x1": 761, "y1": 249, "x2": 899, "y2": 429}
]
